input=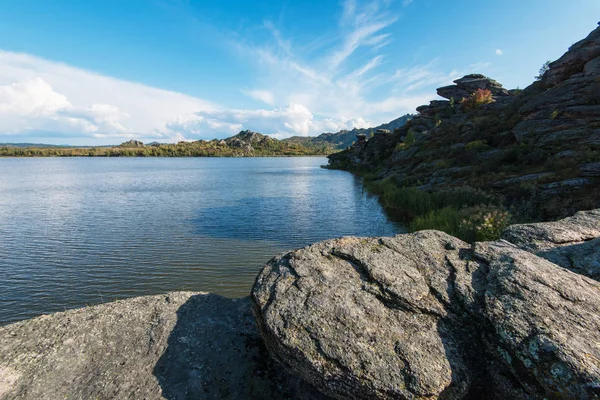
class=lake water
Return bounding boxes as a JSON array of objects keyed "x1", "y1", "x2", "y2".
[{"x1": 0, "y1": 157, "x2": 403, "y2": 325}]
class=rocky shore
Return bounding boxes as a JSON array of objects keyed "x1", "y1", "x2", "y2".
[
  {"x1": 3, "y1": 21, "x2": 600, "y2": 400},
  {"x1": 1, "y1": 209, "x2": 600, "y2": 399}
]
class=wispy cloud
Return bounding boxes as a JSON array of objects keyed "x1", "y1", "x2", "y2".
[
  {"x1": 227, "y1": 0, "x2": 490, "y2": 136},
  {"x1": 241, "y1": 89, "x2": 275, "y2": 106},
  {"x1": 0, "y1": 0, "x2": 492, "y2": 143}
]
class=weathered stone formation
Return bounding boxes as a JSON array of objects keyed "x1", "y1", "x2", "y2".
[
  {"x1": 0, "y1": 292, "x2": 325, "y2": 400},
  {"x1": 222, "y1": 130, "x2": 276, "y2": 153},
  {"x1": 252, "y1": 209, "x2": 600, "y2": 399},
  {"x1": 513, "y1": 24, "x2": 600, "y2": 145},
  {"x1": 437, "y1": 74, "x2": 509, "y2": 102},
  {"x1": 119, "y1": 139, "x2": 146, "y2": 148}
]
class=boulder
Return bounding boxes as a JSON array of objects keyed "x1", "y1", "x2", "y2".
[
  {"x1": 253, "y1": 218, "x2": 600, "y2": 399},
  {"x1": 252, "y1": 231, "x2": 479, "y2": 399},
  {"x1": 0, "y1": 292, "x2": 324, "y2": 400},
  {"x1": 502, "y1": 209, "x2": 600, "y2": 280},
  {"x1": 502, "y1": 209, "x2": 600, "y2": 252},
  {"x1": 473, "y1": 241, "x2": 600, "y2": 398}
]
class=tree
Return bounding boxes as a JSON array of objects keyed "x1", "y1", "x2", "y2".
[{"x1": 535, "y1": 60, "x2": 551, "y2": 81}]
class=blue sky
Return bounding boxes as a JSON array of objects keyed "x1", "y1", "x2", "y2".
[{"x1": 0, "y1": 0, "x2": 598, "y2": 145}]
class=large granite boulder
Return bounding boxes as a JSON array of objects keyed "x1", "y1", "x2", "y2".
[
  {"x1": 252, "y1": 231, "x2": 480, "y2": 399},
  {"x1": 473, "y1": 241, "x2": 600, "y2": 398},
  {"x1": 502, "y1": 209, "x2": 600, "y2": 252},
  {"x1": 0, "y1": 292, "x2": 324, "y2": 400},
  {"x1": 252, "y1": 221, "x2": 600, "y2": 399}
]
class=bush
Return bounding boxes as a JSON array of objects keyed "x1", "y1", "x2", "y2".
[
  {"x1": 458, "y1": 205, "x2": 510, "y2": 242},
  {"x1": 364, "y1": 178, "x2": 509, "y2": 241},
  {"x1": 395, "y1": 130, "x2": 416, "y2": 151},
  {"x1": 409, "y1": 204, "x2": 510, "y2": 242},
  {"x1": 460, "y1": 89, "x2": 493, "y2": 112},
  {"x1": 465, "y1": 140, "x2": 490, "y2": 152}
]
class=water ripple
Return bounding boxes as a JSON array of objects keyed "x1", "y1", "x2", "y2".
[{"x1": 0, "y1": 157, "x2": 403, "y2": 325}]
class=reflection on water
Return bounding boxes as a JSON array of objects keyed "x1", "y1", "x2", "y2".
[{"x1": 0, "y1": 157, "x2": 403, "y2": 325}]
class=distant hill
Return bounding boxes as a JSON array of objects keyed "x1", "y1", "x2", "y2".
[
  {"x1": 0, "y1": 115, "x2": 414, "y2": 155},
  {"x1": 0, "y1": 130, "x2": 334, "y2": 157},
  {"x1": 0, "y1": 143, "x2": 77, "y2": 148},
  {"x1": 283, "y1": 114, "x2": 414, "y2": 150}
]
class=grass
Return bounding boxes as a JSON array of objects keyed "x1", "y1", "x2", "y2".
[{"x1": 364, "y1": 177, "x2": 510, "y2": 242}]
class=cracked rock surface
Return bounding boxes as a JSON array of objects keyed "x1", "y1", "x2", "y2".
[
  {"x1": 252, "y1": 227, "x2": 600, "y2": 399},
  {"x1": 0, "y1": 292, "x2": 325, "y2": 400}
]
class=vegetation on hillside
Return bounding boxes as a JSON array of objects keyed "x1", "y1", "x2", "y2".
[
  {"x1": 329, "y1": 72, "x2": 600, "y2": 242},
  {"x1": 0, "y1": 138, "x2": 334, "y2": 157}
]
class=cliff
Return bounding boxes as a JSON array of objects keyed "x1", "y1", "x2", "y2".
[{"x1": 328, "y1": 24, "x2": 600, "y2": 226}]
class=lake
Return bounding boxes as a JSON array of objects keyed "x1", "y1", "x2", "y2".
[{"x1": 0, "y1": 157, "x2": 403, "y2": 325}]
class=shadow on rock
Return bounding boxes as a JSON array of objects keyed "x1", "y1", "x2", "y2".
[{"x1": 153, "y1": 293, "x2": 326, "y2": 400}]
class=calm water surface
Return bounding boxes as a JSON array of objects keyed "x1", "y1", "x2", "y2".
[{"x1": 0, "y1": 157, "x2": 403, "y2": 325}]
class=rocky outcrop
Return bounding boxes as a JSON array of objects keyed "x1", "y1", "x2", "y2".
[
  {"x1": 328, "y1": 24, "x2": 600, "y2": 221},
  {"x1": 513, "y1": 25, "x2": 600, "y2": 145},
  {"x1": 437, "y1": 74, "x2": 509, "y2": 102},
  {"x1": 252, "y1": 213, "x2": 600, "y2": 399},
  {"x1": 119, "y1": 139, "x2": 145, "y2": 148},
  {"x1": 543, "y1": 24, "x2": 600, "y2": 85},
  {"x1": 0, "y1": 292, "x2": 325, "y2": 400}
]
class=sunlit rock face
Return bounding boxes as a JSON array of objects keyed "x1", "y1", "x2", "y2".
[{"x1": 252, "y1": 217, "x2": 600, "y2": 399}]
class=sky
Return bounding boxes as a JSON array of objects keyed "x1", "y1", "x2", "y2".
[{"x1": 0, "y1": 0, "x2": 598, "y2": 145}]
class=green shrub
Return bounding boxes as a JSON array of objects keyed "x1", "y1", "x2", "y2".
[
  {"x1": 409, "y1": 207, "x2": 464, "y2": 237},
  {"x1": 465, "y1": 140, "x2": 490, "y2": 152},
  {"x1": 458, "y1": 205, "x2": 510, "y2": 242}
]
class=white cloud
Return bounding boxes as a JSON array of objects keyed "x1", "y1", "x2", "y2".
[
  {"x1": 0, "y1": 1, "x2": 492, "y2": 143},
  {"x1": 496, "y1": 49, "x2": 503, "y2": 56},
  {"x1": 0, "y1": 51, "x2": 217, "y2": 143},
  {"x1": 241, "y1": 89, "x2": 275, "y2": 106},
  {"x1": 0, "y1": 77, "x2": 70, "y2": 116},
  {"x1": 168, "y1": 103, "x2": 373, "y2": 138}
]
